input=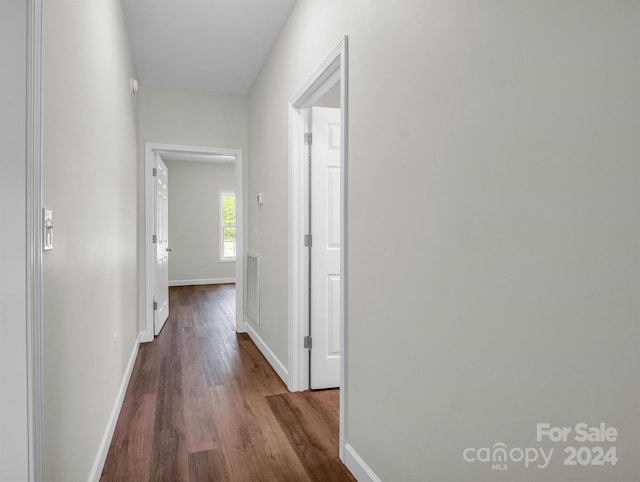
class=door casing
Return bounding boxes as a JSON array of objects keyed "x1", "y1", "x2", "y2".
[
  {"x1": 287, "y1": 36, "x2": 348, "y2": 460},
  {"x1": 26, "y1": 0, "x2": 44, "y2": 477},
  {"x1": 143, "y1": 143, "x2": 245, "y2": 341}
]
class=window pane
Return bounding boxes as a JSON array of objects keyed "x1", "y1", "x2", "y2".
[
  {"x1": 224, "y1": 241, "x2": 236, "y2": 258},
  {"x1": 223, "y1": 226, "x2": 236, "y2": 242},
  {"x1": 223, "y1": 194, "x2": 236, "y2": 226},
  {"x1": 223, "y1": 224, "x2": 236, "y2": 258},
  {"x1": 220, "y1": 192, "x2": 236, "y2": 260}
]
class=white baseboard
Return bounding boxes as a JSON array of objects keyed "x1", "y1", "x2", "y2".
[
  {"x1": 246, "y1": 323, "x2": 288, "y2": 385},
  {"x1": 88, "y1": 335, "x2": 140, "y2": 482},
  {"x1": 169, "y1": 277, "x2": 235, "y2": 287},
  {"x1": 344, "y1": 443, "x2": 381, "y2": 482}
]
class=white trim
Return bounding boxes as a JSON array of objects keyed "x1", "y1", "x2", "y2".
[
  {"x1": 289, "y1": 41, "x2": 343, "y2": 108},
  {"x1": 169, "y1": 278, "x2": 235, "y2": 286},
  {"x1": 88, "y1": 336, "x2": 141, "y2": 482},
  {"x1": 344, "y1": 444, "x2": 381, "y2": 482},
  {"x1": 288, "y1": 36, "x2": 349, "y2": 461},
  {"x1": 235, "y1": 151, "x2": 244, "y2": 333},
  {"x1": 339, "y1": 36, "x2": 349, "y2": 462},
  {"x1": 287, "y1": 103, "x2": 310, "y2": 392},
  {"x1": 144, "y1": 143, "x2": 245, "y2": 340},
  {"x1": 26, "y1": 0, "x2": 43, "y2": 479},
  {"x1": 246, "y1": 323, "x2": 288, "y2": 386}
]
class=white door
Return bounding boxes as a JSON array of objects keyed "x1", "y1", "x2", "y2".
[
  {"x1": 310, "y1": 106, "x2": 341, "y2": 389},
  {"x1": 154, "y1": 156, "x2": 170, "y2": 335}
]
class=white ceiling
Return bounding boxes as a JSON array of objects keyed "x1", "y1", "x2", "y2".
[{"x1": 122, "y1": 0, "x2": 297, "y2": 94}]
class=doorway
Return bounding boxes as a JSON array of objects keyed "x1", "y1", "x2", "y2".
[
  {"x1": 143, "y1": 143, "x2": 245, "y2": 341},
  {"x1": 288, "y1": 36, "x2": 348, "y2": 459}
]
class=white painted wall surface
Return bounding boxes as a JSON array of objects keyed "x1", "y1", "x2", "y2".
[
  {"x1": 138, "y1": 84, "x2": 248, "y2": 150},
  {"x1": 0, "y1": 1, "x2": 29, "y2": 479},
  {"x1": 42, "y1": 0, "x2": 139, "y2": 479},
  {"x1": 165, "y1": 160, "x2": 235, "y2": 282},
  {"x1": 137, "y1": 84, "x2": 247, "y2": 329},
  {"x1": 248, "y1": 1, "x2": 640, "y2": 480}
]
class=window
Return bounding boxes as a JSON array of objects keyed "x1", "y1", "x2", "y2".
[{"x1": 220, "y1": 192, "x2": 236, "y2": 261}]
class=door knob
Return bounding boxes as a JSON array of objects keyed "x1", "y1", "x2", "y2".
[{"x1": 166, "y1": 248, "x2": 173, "y2": 252}]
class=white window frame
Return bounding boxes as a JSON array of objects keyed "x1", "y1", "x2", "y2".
[{"x1": 220, "y1": 191, "x2": 236, "y2": 262}]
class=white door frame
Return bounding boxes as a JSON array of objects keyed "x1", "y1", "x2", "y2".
[
  {"x1": 26, "y1": 0, "x2": 44, "y2": 478},
  {"x1": 288, "y1": 36, "x2": 348, "y2": 460},
  {"x1": 143, "y1": 142, "x2": 245, "y2": 342}
]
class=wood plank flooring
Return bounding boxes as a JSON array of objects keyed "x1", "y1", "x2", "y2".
[{"x1": 101, "y1": 284, "x2": 354, "y2": 482}]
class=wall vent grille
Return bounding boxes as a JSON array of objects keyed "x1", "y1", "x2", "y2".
[{"x1": 246, "y1": 252, "x2": 260, "y2": 325}]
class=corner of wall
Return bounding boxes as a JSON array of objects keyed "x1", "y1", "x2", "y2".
[
  {"x1": 344, "y1": 444, "x2": 382, "y2": 482},
  {"x1": 87, "y1": 336, "x2": 140, "y2": 482},
  {"x1": 246, "y1": 322, "x2": 288, "y2": 385}
]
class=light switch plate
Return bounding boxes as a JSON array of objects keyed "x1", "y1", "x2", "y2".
[{"x1": 43, "y1": 208, "x2": 53, "y2": 251}]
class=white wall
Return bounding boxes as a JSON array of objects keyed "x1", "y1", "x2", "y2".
[
  {"x1": 138, "y1": 84, "x2": 248, "y2": 150},
  {"x1": 0, "y1": 1, "x2": 29, "y2": 479},
  {"x1": 248, "y1": 1, "x2": 640, "y2": 480},
  {"x1": 165, "y1": 160, "x2": 236, "y2": 283},
  {"x1": 42, "y1": 0, "x2": 139, "y2": 479},
  {"x1": 137, "y1": 84, "x2": 247, "y2": 328}
]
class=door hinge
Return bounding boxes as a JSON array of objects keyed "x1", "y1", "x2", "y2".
[
  {"x1": 152, "y1": 167, "x2": 157, "y2": 177},
  {"x1": 152, "y1": 234, "x2": 157, "y2": 244},
  {"x1": 304, "y1": 132, "x2": 312, "y2": 145},
  {"x1": 304, "y1": 335, "x2": 312, "y2": 349},
  {"x1": 304, "y1": 234, "x2": 312, "y2": 247},
  {"x1": 153, "y1": 300, "x2": 158, "y2": 311}
]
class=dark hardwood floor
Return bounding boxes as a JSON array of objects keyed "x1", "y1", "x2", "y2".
[{"x1": 101, "y1": 284, "x2": 354, "y2": 482}]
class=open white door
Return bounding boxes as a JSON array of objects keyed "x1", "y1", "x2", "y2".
[
  {"x1": 154, "y1": 156, "x2": 169, "y2": 335},
  {"x1": 310, "y1": 106, "x2": 341, "y2": 389}
]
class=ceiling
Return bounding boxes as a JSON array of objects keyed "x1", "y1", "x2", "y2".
[{"x1": 122, "y1": 0, "x2": 298, "y2": 94}]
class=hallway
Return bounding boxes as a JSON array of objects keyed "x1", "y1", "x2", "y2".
[{"x1": 100, "y1": 285, "x2": 354, "y2": 481}]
